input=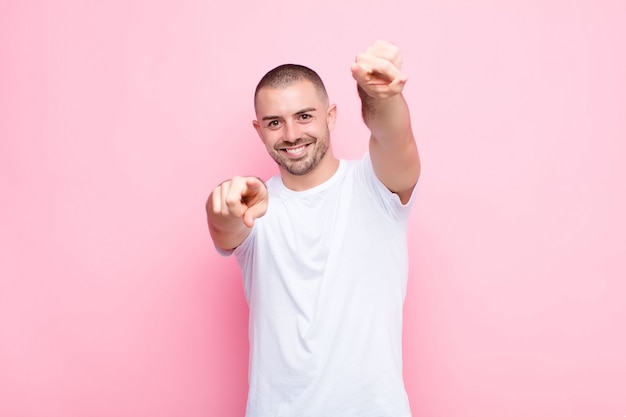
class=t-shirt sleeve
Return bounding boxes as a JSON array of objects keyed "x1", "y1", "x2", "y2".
[
  {"x1": 357, "y1": 152, "x2": 417, "y2": 223},
  {"x1": 232, "y1": 225, "x2": 256, "y2": 267},
  {"x1": 214, "y1": 244, "x2": 234, "y2": 257},
  {"x1": 213, "y1": 226, "x2": 255, "y2": 260}
]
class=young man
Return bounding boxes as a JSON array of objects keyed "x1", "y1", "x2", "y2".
[{"x1": 207, "y1": 40, "x2": 420, "y2": 417}]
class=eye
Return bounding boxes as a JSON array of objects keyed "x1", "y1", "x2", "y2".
[
  {"x1": 266, "y1": 120, "x2": 281, "y2": 129},
  {"x1": 298, "y1": 114, "x2": 313, "y2": 121}
]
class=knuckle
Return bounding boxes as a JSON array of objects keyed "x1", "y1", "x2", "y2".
[{"x1": 225, "y1": 196, "x2": 241, "y2": 208}]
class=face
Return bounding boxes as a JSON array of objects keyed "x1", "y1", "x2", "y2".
[{"x1": 253, "y1": 80, "x2": 336, "y2": 177}]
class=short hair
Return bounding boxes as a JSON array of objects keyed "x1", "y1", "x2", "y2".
[{"x1": 254, "y1": 64, "x2": 328, "y2": 108}]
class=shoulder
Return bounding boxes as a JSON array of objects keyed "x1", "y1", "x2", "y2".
[
  {"x1": 265, "y1": 174, "x2": 282, "y2": 191},
  {"x1": 352, "y1": 153, "x2": 417, "y2": 221}
]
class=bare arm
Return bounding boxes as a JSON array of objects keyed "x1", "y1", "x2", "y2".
[
  {"x1": 206, "y1": 176, "x2": 268, "y2": 251},
  {"x1": 352, "y1": 41, "x2": 421, "y2": 204}
]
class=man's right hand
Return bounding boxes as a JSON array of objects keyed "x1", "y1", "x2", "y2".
[{"x1": 208, "y1": 176, "x2": 268, "y2": 228}]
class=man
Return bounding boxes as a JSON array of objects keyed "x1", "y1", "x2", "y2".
[{"x1": 206, "y1": 40, "x2": 420, "y2": 417}]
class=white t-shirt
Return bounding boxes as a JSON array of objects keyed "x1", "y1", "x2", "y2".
[{"x1": 230, "y1": 154, "x2": 415, "y2": 417}]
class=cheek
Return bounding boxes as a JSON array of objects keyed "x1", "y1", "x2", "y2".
[
  {"x1": 314, "y1": 122, "x2": 330, "y2": 136},
  {"x1": 304, "y1": 122, "x2": 323, "y2": 135},
  {"x1": 261, "y1": 132, "x2": 280, "y2": 149}
]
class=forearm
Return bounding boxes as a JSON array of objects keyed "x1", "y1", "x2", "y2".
[
  {"x1": 358, "y1": 84, "x2": 420, "y2": 201},
  {"x1": 358, "y1": 85, "x2": 413, "y2": 147},
  {"x1": 206, "y1": 200, "x2": 250, "y2": 250}
]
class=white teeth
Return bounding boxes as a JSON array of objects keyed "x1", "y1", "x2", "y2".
[{"x1": 285, "y1": 145, "x2": 306, "y2": 154}]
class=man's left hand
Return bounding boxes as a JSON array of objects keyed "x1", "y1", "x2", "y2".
[{"x1": 351, "y1": 40, "x2": 408, "y2": 100}]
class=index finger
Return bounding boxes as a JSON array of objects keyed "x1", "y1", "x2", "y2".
[
  {"x1": 242, "y1": 177, "x2": 266, "y2": 203},
  {"x1": 359, "y1": 55, "x2": 401, "y2": 82},
  {"x1": 244, "y1": 177, "x2": 264, "y2": 194}
]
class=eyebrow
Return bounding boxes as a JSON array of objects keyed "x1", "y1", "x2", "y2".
[{"x1": 261, "y1": 107, "x2": 317, "y2": 121}]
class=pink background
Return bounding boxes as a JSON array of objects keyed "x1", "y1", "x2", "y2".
[{"x1": 1, "y1": 0, "x2": 625, "y2": 416}]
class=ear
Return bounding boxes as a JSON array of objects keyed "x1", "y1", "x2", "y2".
[
  {"x1": 252, "y1": 119, "x2": 263, "y2": 140},
  {"x1": 326, "y1": 104, "x2": 337, "y2": 132}
]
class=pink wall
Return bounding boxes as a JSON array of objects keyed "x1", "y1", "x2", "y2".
[{"x1": 1, "y1": 1, "x2": 624, "y2": 416}]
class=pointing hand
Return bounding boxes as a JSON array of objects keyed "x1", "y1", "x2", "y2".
[
  {"x1": 351, "y1": 40, "x2": 408, "y2": 99},
  {"x1": 210, "y1": 176, "x2": 268, "y2": 227}
]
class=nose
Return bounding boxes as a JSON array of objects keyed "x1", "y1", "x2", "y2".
[{"x1": 283, "y1": 120, "x2": 302, "y2": 143}]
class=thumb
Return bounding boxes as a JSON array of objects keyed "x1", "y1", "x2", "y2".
[
  {"x1": 389, "y1": 73, "x2": 408, "y2": 92},
  {"x1": 243, "y1": 202, "x2": 267, "y2": 228}
]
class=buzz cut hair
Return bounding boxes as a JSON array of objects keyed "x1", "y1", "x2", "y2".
[{"x1": 254, "y1": 64, "x2": 328, "y2": 108}]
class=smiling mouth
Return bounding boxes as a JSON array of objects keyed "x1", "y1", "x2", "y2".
[
  {"x1": 284, "y1": 144, "x2": 308, "y2": 155},
  {"x1": 277, "y1": 141, "x2": 313, "y2": 157}
]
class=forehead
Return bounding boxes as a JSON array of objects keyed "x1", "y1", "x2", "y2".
[{"x1": 255, "y1": 80, "x2": 327, "y2": 116}]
